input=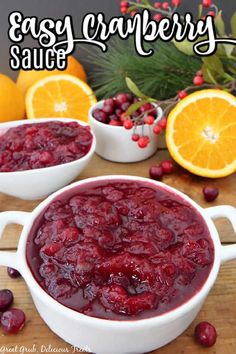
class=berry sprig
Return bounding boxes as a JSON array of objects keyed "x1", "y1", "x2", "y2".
[{"x1": 119, "y1": 0, "x2": 218, "y2": 19}]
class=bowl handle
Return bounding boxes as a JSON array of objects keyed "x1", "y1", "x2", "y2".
[
  {"x1": 0, "y1": 211, "x2": 30, "y2": 270},
  {"x1": 206, "y1": 206, "x2": 236, "y2": 264}
]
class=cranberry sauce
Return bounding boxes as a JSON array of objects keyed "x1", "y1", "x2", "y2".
[
  {"x1": 26, "y1": 180, "x2": 214, "y2": 321},
  {"x1": 0, "y1": 121, "x2": 93, "y2": 172}
]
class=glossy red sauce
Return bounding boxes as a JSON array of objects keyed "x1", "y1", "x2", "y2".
[
  {"x1": 0, "y1": 121, "x2": 93, "y2": 172},
  {"x1": 26, "y1": 180, "x2": 214, "y2": 320}
]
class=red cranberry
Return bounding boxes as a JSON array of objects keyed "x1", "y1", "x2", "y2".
[
  {"x1": 154, "y1": 13, "x2": 162, "y2": 21},
  {"x1": 153, "y1": 125, "x2": 162, "y2": 135},
  {"x1": 138, "y1": 136, "x2": 149, "y2": 149},
  {"x1": 123, "y1": 120, "x2": 134, "y2": 130},
  {"x1": 132, "y1": 134, "x2": 140, "y2": 142},
  {"x1": 172, "y1": 0, "x2": 181, "y2": 6},
  {"x1": 144, "y1": 116, "x2": 155, "y2": 125},
  {"x1": 162, "y1": 2, "x2": 169, "y2": 10},
  {"x1": 149, "y1": 166, "x2": 164, "y2": 180},
  {"x1": 158, "y1": 117, "x2": 167, "y2": 129},
  {"x1": 193, "y1": 76, "x2": 204, "y2": 86},
  {"x1": 120, "y1": 112, "x2": 129, "y2": 122},
  {"x1": 93, "y1": 109, "x2": 109, "y2": 124},
  {"x1": 120, "y1": 6, "x2": 128, "y2": 14},
  {"x1": 115, "y1": 108, "x2": 123, "y2": 117},
  {"x1": 116, "y1": 93, "x2": 129, "y2": 106},
  {"x1": 7, "y1": 268, "x2": 21, "y2": 279},
  {"x1": 154, "y1": 2, "x2": 161, "y2": 8},
  {"x1": 120, "y1": 1, "x2": 129, "y2": 7},
  {"x1": 160, "y1": 160, "x2": 174, "y2": 174},
  {"x1": 195, "y1": 321, "x2": 217, "y2": 347},
  {"x1": 104, "y1": 98, "x2": 115, "y2": 107},
  {"x1": 1, "y1": 308, "x2": 26, "y2": 334},
  {"x1": 202, "y1": 0, "x2": 212, "y2": 8},
  {"x1": 203, "y1": 187, "x2": 219, "y2": 202},
  {"x1": 121, "y1": 102, "x2": 131, "y2": 112},
  {"x1": 103, "y1": 104, "x2": 114, "y2": 115},
  {"x1": 39, "y1": 151, "x2": 53, "y2": 164},
  {"x1": 0, "y1": 289, "x2": 13, "y2": 311},
  {"x1": 178, "y1": 90, "x2": 188, "y2": 99},
  {"x1": 139, "y1": 103, "x2": 153, "y2": 113}
]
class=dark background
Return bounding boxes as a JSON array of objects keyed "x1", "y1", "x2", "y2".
[{"x1": 0, "y1": 0, "x2": 234, "y2": 79}]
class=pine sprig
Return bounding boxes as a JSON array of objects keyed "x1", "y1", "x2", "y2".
[{"x1": 87, "y1": 38, "x2": 201, "y2": 100}]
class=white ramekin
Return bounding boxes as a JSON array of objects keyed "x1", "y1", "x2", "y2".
[
  {"x1": 89, "y1": 101, "x2": 163, "y2": 163},
  {"x1": 0, "y1": 175, "x2": 235, "y2": 354},
  {"x1": 0, "y1": 118, "x2": 96, "y2": 200}
]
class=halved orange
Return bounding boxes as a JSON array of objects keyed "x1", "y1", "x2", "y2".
[
  {"x1": 26, "y1": 74, "x2": 97, "y2": 122},
  {"x1": 166, "y1": 89, "x2": 236, "y2": 178}
]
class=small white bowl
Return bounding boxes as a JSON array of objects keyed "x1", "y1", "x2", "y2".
[
  {"x1": 0, "y1": 175, "x2": 235, "y2": 354},
  {"x1": 89, "y1": 101, "x2": 163, "y2": 163},
  {"x1": 0, "y1": 118, "x2": 96, "y2": 200}
]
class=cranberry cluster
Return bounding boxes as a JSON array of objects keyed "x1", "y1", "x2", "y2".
[
  {"x1": 120, "y1": 0, "x2": 215, "y2": 19},
  {"x1": 0, "y1": 121, "x2": 93, "y2": 172},
  {"x1": 0, "y1": 289, "x2": 25, "y2": 334}
]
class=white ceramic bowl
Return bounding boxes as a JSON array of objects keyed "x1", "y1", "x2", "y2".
[
  {"x1": 0, "y1": 118, "x2": 96, "y2": 200},
  {"x1": 0, "y1": 175, "x2": 235, "y2": 354},
  {"x1": 89, "y1": 101, "x2": 163, "y2": 163}
]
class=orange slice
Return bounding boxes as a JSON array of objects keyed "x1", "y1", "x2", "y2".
[
  {"x1": 26, "y1": 74, "x2": 97, "y2": 122},
  {"x1": 166, "y1": 89, "x2": 236, "y2": 178}
]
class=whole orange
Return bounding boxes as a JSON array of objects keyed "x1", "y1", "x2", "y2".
[
  {"x1": 0, "y1": 74, "x2": 25, "y2": 122},
  {"x1": 17, "y1": 56, "x2": 87, "y2": 96}
]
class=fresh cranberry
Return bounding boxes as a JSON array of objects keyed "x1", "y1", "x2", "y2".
[
  {"x1": 172, "y1": 0, "x2": 181, "y2": 6},
  {"x1": 202, "y1": 0, "x2": 212, "y2": 8},
  {"x1": 120, "y1": 1, "x2": 129, "y2": 7},
  {"x1": 138, "y1": 136, "x2": 149, "y2": 148},
  {"x1": 149, "y1": 166, "x2": 164, "y2": 180},
  {"x1": 1, "y1": 308, "x2": 26, "y2": 334},
  {"x1": 144, "y1": 116, "x2": 155, "y2": 125},
  {"x1": 160, "y1": 160, "x2": 174, "y2": 174},
  {"x1": 7, "y1": 268, "x2": 21, "y2": 279},
  {"x1": 139, "y1": 103, "x2": 153, "y2": 113},
  {"x1": 203, "y1": 187, "x2": 219, "y2": 202},
  {"x1": 158, "y1": 117, "x2": 167, "y2": 129},
  {"x1": 153, "y1": 125, "x2": 162, "y2": 135},
  {"x1": 154, "y1": 2, "x2": 161, "y2": 8},
  {"x1": 121, "y1": 102, "x2": 131, "y2": 112},
  {"x1": 123, "y1": 120, "x2": 134, "y2": 130},
  {"x1": 132, "y1": 134, "x2": 140, "y2": 142},
  {"x1": 0, "y1": 289, "x2": 13, "y2": 311},
  {"x1": 120, "y1": 112, "x2": 129, "y2": 122},
  {"x1": 178, "y1": 90, "x2": 188, "y2": 99},
  {"x1": 115, "y1": 108, "x2": 123, "y2": 117},
  {"x1": 103, "y1": 104, "x2": 114, "y2": 115},
  {"x1": 130, "y1": 10, "x2": 137, "y2": 17},
  {"x1": 154, "y1": 13, "x2": 162, "y2": 21},
  {"x1": 104, "y1": 98, "x2": 115, "y2": 107},
  {"x1": 93, "y1": 110, "x2": 109, "y2": 124},
  {"x1": 116, "y1": 93, "x2": 130, "y2": 106},
  {"x1": 120, "y1": 6, "x2": 128, "y2": 14},
  {"x1": 162, "y1": 2, "x2": 169, "y2": 10},
  {"x1": 193, "y1": 76, "x2": 204, "y2": 86},
  {"x1": 195, "y1": 321, "x2": 217, "y2": 347}
]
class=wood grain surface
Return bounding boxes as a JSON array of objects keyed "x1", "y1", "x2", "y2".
[{"x1": 0, "y1": 151, "x2": 235, "y2": 354}]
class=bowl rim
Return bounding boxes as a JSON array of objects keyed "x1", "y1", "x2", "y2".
[
  {"x1": 17, "y1": 175, "x2": 221, "y2": 329},
  {"x1": 0, "y1": 117, "x2": 96, "y2": 175},
  {"x1": 89, "y1": 100, "x2": 163, "y2": 129}
]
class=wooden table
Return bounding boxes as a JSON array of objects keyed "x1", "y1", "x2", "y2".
[{"x1": 0, "y1": 150, "x2": 236, "y2": 354}]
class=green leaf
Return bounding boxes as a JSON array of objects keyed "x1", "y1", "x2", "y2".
[
  {"x1": 125, "y1": 77, "x2": 147, "y2": 99},
  {"x1": 173, "y1": 39, "x2": 194, "y2": 56},
  {"x1": 141, "y1": 0, "x2": 151, "y2": 5},
  {"x1": 223, "y1": 44, "x2": 235, "y2": 58},
  {"x1": 202, "y1": 64, "x2": 218, "y2": 85},
  {"x1": 227, "y1": 64, "x2": 236, "y2": 75},
  {"x1": 125, "y1": 100, "x2": 147, "y2": 116},
  {"x1": 198, "y1": 4, "x2": 203, "y2": 19},
  {"x1": 202, "y1": 55, "x2": 225, "y2": 77},
  {"x1": 230, "y1": 11, "x2": 236, "y2": 38},
  {"x1": 215, "y1": 11, "x2": 226, "y2": 36}
]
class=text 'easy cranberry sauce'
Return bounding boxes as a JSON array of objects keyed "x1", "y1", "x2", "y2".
[{"x1": 26, "y1": 180, "x2": 214, "y2": 321}]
